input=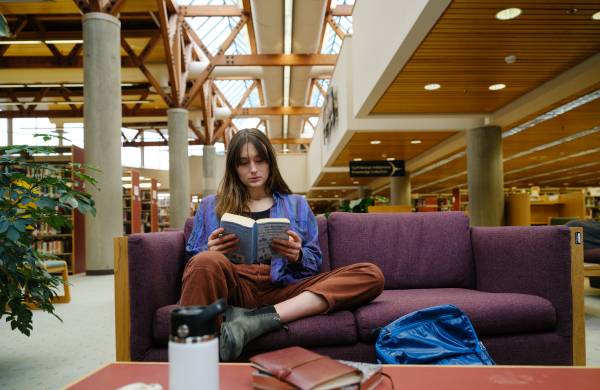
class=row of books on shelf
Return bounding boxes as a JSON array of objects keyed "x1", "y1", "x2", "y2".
[
  {"x1": 34, "y1": 240, "x2": 71, "y2": 255},
  {"x1": 32, "y1": 223, "x2": 69, "y2": 237}
]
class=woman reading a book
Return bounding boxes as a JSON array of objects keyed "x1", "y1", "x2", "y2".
[{"x1": 183, "y1": 128, "x2": 384, "y2": 361}]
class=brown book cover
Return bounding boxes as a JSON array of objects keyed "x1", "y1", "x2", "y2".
[{"x1": 250, "y1": 347, "x2": 381, "y2": 390}]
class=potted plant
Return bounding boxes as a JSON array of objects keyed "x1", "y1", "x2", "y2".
[
  {"x1": 0, "y1": 135, "x2": 97, "y2": 335},
  {"x1": 339, "y1": 195, "x2": 389, "y2": 213}
]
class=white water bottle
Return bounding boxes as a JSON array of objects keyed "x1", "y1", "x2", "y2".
[{"x1": 169, "y1": 299, "x2": 227, "y2": 390}]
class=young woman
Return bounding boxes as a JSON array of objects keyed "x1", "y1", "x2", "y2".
[{"x1": 183, "y1": 128, "x2": 384, "y2": 361}]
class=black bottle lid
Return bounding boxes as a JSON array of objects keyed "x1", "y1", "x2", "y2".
[{"x1": 171, "y1": 299, "x2": 227, "y2": 339}]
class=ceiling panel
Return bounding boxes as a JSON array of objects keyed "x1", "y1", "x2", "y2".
[
  {"x1": 372, "y1": 1, "x2": 600, "y2": 114},
  {"x1": 332, "y1": 131, "x2": 457, "y2": 167}
]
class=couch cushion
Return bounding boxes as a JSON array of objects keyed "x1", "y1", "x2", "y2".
[
  {"x1": 354, "y1": 289, "x2": 556, "y2": 342},
  {"x1": 327, "y1": 212, "x2": 474, "y2": 289},
  {"x1": 153, "y1": 305, "x2": 357, "y2": 349},
  {"x1": 316, "y1": 215, "x2": 331, "y2": 272},
  {"x1": 585, "y1": 248, "x2": 600, "y2": 264}
]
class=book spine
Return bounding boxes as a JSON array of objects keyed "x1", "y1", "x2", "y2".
[{"x1": 251, "y1": 224, "x2": 258, "y2": 265}]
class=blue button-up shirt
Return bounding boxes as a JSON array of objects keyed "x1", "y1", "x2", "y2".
[{"x1": 186, "y1": 192, "x2": 322, "y2": 285}]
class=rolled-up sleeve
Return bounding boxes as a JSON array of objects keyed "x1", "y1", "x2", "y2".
[{"x1": 185, "y1": 195, "x2": 215, "y2": 258}]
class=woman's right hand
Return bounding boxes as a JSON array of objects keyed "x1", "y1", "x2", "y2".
[{"x1": 207, "y1": 227, "x2": 239, "y2": 254}]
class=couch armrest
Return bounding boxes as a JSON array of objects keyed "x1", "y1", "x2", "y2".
[
  {"x1": 471, "y1": 226, "x2": 585, "y2": 365},
  {"x1": 114, "y1": 231, "x2": 186, "y2": 362}
]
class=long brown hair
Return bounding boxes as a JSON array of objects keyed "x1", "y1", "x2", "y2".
[{"x1": 215, "y1": 128, "x2": 291, "y2": 216}]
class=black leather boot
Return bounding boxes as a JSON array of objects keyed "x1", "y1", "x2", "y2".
[{"x1": 219, "y1": 306, "x2": 283, "y2": 361}]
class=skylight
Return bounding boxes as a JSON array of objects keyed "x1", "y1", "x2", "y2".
[{"x1": 214, "y1": 79, "x2": 259, "y2": 108}]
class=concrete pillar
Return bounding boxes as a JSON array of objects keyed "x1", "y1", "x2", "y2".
[
  {"x1": 83, "y1": 13, "x2": 122, "y2": 274},
  {"x1": 203, "y1": 144, "x2": 217, "y2": 196},
  {"x1": 390, "y1": 172, "x2": 411, "y2": 205},
  {"x1": 7, "y1": 118, "x2": 13, "y2": 146},
  {"x1": 466, "y1": 125, "x2": 504, "y2": 226},
  {"x1": 358, "y1": 186, "x2": 372, "y2": 199},
  {"x1": 168, "y1": 108, "x2": 191, "y2": 229}
]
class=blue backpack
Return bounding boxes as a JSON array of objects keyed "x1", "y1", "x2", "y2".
[{"x1": 375, "y1": 304, "x2": 495, "y2": 365}]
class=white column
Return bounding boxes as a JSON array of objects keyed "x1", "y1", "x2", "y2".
[
  {"x1": 7, "y1": 118, "x2": 13, "y2": 146},
  {"x1": 168, "y1": 108, "x2": 191, "y2": 229},
  {"x1": 202, "y1": 144, "x2": 217, "y2": 196},
  {"x1": 83, "y1": 12, "x2": 123, "y2": 273}
]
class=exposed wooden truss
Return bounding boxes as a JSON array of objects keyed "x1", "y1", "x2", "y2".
[{"x1": 121, "y1": 137, "x2": 310, "y2": 147}]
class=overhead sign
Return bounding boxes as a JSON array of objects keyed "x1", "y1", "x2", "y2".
[{"x1": 349, "y1": 160, "x2": 405, "y2": 177}]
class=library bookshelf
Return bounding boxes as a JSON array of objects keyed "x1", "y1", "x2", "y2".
[{"x1": 32, "y1": 146, "x2": 86, "y2": 274}]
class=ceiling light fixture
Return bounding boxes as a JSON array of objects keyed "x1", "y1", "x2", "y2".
[
  {"x1": 370, "y1": 140, "x2": 381, "y2": 145},
  {"x1": 353, "y1": 158, "x2": 362, "y2": 161},
  {"x1": 353, "y1": 181, "x2": 359, "y2": 185},
  {"x1": 45, "y1": 39, "x2": 83, "y2": 44},
  {"x1": 0, "y1": 40, "x2": 42, "y2": 45},
  {"x1": 489, "y1": 83, "x2": 506, "y2": 91},
  {"x1": 330, "y1": 181, "x2": 336, "y2": 185},
  {"x1": 410, "y1": 139, "x2": 422, "y2": 144},
  {"x1": 504, "y1": 55, "x2": 517, "y2": 64},
  {"x1": 386, "y1": 157, "x2": 395, "y2": 161},
  {"x1": 496, "y1": 8, "x2": 522, "y2": 20},
  {"x1": 0, "y1": 84, "x2": 25, "y2": 88},
  {"x1": 593, "y1": 11, "x2": 600, "y2": 20},
  {"x1": 424, "y1": 83, "x2": 441, "y2": 91}
]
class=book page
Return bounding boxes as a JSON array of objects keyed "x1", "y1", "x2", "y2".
[
  {"x1": 220, "y1": 219, "x2": 255, "y2": 264},
  {"x1": 255, "y1": 218, "x2": 290, "y2": 263}
]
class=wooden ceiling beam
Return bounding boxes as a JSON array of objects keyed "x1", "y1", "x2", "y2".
[
  {"x1": 326, "y1": 14, "x2": 345, "y2": 40},
  {"x1": 232, "y1": 106, "x2": 320, "y2": 116},
  {"x1": 0, "y1": 17, "x2": 28, "y2": 57},
  {"x1": 121, "y1": 137, "x2": 311, "y2": 147},
  {"x1": 242, "y1": 0, "x2": 257, "y2": 54},
  {"x1": 211, "y1": 117, "x2": 232, "y2": 144},
  {"x1": 0, "y1": 108, "x2": 169, "y2": 118},
  {"x1": 105, "y1": 0, "x2": 128, "y2": 16},
  {"x1": 121, "y1": 37, "x2": 173, "y2": 107},
  {"x1": 188, "y1": 120, "x2": 206, "y2": 143},
  {"x1": 0, "y1": 88, "x2": 151, "y2": 98},
  {"x1": 0, "y1": 54, "x2": 336, "y2": 69},
  {"x1": 157, "y1": 0, "x2": 179, "y2": 106},
  {"x1": 4, "y1": 29, "x2": 158, "y2": 40},
  {"x1": 182, "y1": 16, "x2": 247, "y2": 108},
  {"x1": 139, "y1": 31, "x2": 162, "y2": 63},
  {"x1": 213, "y1": 54, "x2": 337, "y2": 66},
  {"x1": 331, "y1": 4, "x2": 353, "y2": 17},
  {"x1": 318, "y1": 0, "x2": 332, "y2": 53},
  {"x1": 59, "y1": 87, "x2": 80, "y2": 112},
  {"x1": 179, "y1": 5, "x2": 243, "y2": 17}
]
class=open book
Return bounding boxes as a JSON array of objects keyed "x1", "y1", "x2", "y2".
[{"x1": 219, "y1": 213, "x2": 290, "y2": 264}]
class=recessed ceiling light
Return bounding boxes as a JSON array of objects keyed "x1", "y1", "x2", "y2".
[
  {"x1": 353, "y1": 158, "x2": 362, "y2": 161},
  {"x1": 370, "y1": 140, "x2": 381, "y2": 145},
  {"x1": 381, "y1": 153, "x2": 387, "y2": 158},
  {"x1": 386, "y1": 157, "x2": 395, "y2": 161},
  {"x1": 563, "y1": 183, "x2": 569, "y2": 186},
  {"x1": 504, "y1": 55, "x2": 517, "y2": 64},
  {"x1": 593, "y1": 11, "x2": 600, "y2": 20},
  {"x1": 410, "y1": 139, "x2": 422, "y2": 144},
  {"x1": 334, "y1": 194, "x2": 339, "y2": 197},
  {"x1": 489, "y1": 83, "x2": 506, "y2": 91},
  {"x1": 330, "y1": 181, "x2": 336, "y2": 185},
  {"x1": 353, "y1": 181, "x2": 359, "y2": 185},
  {"x1": 318, "y1": 195, "x2": 323, "y2": 197},
  {"x1": 496, "y1": 8, "x2": 522, "y2": 20},
  {"x1": 424, "y1": 83, "x2": 441, "y2": 91}
]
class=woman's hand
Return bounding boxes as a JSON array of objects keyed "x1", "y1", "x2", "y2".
[
  {"x1": 272, "y1": 230, "x2": 302, "y2": 262},
  {"x1": 207, "y1": 227, "x2": 239, "y2": 254}
]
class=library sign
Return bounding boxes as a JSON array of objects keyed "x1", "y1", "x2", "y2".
[{"x1": 349, "y1": 160, "x2": 405, "y2": 177}]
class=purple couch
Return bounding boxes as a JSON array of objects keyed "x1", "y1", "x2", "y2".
[{"x1": 121, "y1": 211, "x2": 584, "y2": 365}]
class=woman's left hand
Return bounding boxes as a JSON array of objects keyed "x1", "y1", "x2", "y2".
[{"x1": 272, "y1": 230, "x2": 302, "y2": 262}]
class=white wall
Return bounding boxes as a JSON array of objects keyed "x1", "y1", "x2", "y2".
[{"x1": 277, "y1": 154, "x2": 308, "y2": 193}]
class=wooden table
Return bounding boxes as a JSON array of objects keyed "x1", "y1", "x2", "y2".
[{"x1": 64, "y1": 362, "x2": 600, "y2": 390}]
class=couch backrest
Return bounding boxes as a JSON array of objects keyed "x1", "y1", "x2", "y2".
[
  {"x1": 326, "y1": 212, "x2": 475, "y2": 289},
  {"x1": 316, "y1": 215, "x2": 331, "y2": 272},
  {"x1": 184, "y1": 217, "x2": 194, "y2": 243}
]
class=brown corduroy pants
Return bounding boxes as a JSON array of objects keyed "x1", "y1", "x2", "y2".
[{"x1": 180, "y1": 251, "x2": 385, "y2": 313}]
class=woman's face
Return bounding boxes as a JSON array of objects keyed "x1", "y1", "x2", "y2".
[{"x1": 236, "y1": 142, "x2": 270, "y2": 191}]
